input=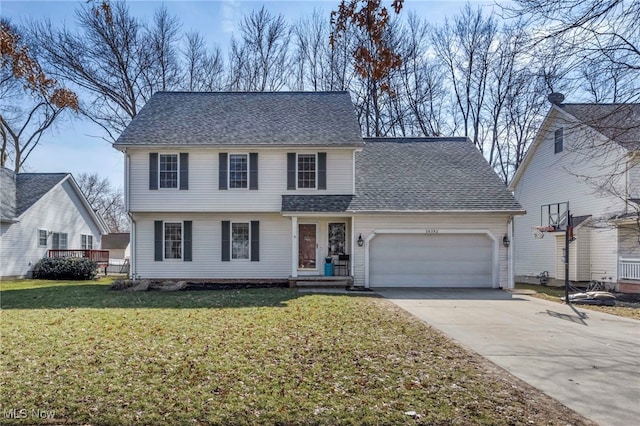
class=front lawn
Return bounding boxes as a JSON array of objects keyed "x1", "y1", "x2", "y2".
[
  {"x1": 1, "y1": 279, "x2": 591, "y2": 425},
  {"x1": 515, "y1": 283, "x2": 640, "y2": 320}
]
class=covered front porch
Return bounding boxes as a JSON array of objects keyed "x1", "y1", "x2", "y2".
[{"x1": 282, "y1": 195, "x2": 356, "y2": 287}]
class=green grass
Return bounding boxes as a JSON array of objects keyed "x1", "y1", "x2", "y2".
[{"x1": 0, "y1": 279, "x2": 590, "y2": 425}]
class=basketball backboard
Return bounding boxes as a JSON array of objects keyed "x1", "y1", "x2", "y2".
[{"x1": 541, "y1": 202, "x2": 569, "y2": 231}]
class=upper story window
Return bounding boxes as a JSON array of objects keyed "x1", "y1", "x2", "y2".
[
  {"x1": 52, "y1": 232, "x2": 67, "y2": 249},
  {"x1": 81, "y1": 234, "x2": 93, "y2": 250},
  {"x1": 297, "y1": 154, "x2": 316, "y2": 189},
  {"x1": 38, "y1": 229, "x2": 48, "y2": 247},
  {"x1": 159, "y1": 154, "x2": 179, "y2": 188},
  {"x1": 164, "y1": 222, "x2": 182, "y2": 259},
  {"x1": 554, "y1": 128, "x2": 564, "y2": 154},
  {"x1": 229, "y1": 154, "x2": 248, "y2": 189}
]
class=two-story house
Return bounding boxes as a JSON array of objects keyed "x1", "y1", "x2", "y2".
[
  {"x1": 114, "y1": 91, "x2": 523, "y2": 289},
  {"x1": 0, "y1": 168, "x2": 109, "y2": 278},
  {"x1": 510, "y1": 97, "x2": 640, "y2": 292}
]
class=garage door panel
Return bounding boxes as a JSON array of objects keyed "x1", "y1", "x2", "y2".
[{"x1": 369, "y1": 233, "x2": 493, "y2": 288}]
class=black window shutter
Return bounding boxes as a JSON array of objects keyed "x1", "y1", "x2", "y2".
[
  {"x1": 221, "y1": 221, "x2": 230, "y2": 262},
  {"x1": 154, "y1": 221, "x2": 163, "y2": 261},
  {"x1": 318, "y1": 152, "x2": 327, "y2": 190},
  {"x1": 183, "y1": 221, "x2": 192, "y2": 261},
  {"x1": 249, "y1": 153, "x2": 258, "y2": 190},
  {"x1": 251, "y1": 221, "x2": 260, "y2": 262},
  {"x1": 219, "y1": 153, "x2": 228, "y2": 190},
  {"x1": 149, "y1": 153, "x2": 158, "y2": 190},
  {"x1": 179, "y1": 153, "x2": 189, "y2": 190},
  {"x1": 287, "y1": 153, "x2": 296, "y2": 190}
]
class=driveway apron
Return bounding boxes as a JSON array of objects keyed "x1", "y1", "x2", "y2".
[{"x1": 375, "y1": 288, "x2": 640, "y2": 426}]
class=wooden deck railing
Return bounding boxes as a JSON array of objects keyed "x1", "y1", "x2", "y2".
[
  {"x1": 620, "y1": 258, "x2": 640, "y2": 280},
  {"x1": 48, "y1": 249, "x2": 110, "y2": 264}
]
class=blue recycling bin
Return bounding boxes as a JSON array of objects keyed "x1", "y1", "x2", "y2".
[{"x1": 324, "y1": 257, "x2": 334, "y2": 276}]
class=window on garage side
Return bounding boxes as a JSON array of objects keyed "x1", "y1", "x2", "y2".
[
  {"x1": 554, "y1": 128, "x2": 563, "y2": 154},
  {"x1": 52, "y1": 232, "x2": 67, "y2": 249},
  {"x1": 81, "y1": 234, "x2": 93, "y2": 250},
  {"x1": 38, "y1": 229, "x2": 48, "y2": 247}
]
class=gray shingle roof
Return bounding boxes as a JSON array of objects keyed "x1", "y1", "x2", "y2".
[
  {"x1": 561, "y1": 104, "x2": 640, "y2": 151},
  {"x1": 349, "y1": 138, "x2": 524, "y2": 212},
  {"x1": 114, "y1": 92, "x2": 364, "y2": 147},
  {"x1": 16, "y1": 173, "x2": 67, "y2": 216},
  {"x1": 101, "y1": 233, "x2": 130, "y2": 249},
  {"x1": 282, "y1": 195, "x2": 354, "y2": 213}
]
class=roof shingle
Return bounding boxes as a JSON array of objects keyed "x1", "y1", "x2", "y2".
[
  {"x1": 16, "y1": 173, "x2": 67, "y2": 216},
  {"x1": 114, "y1": 91, "x2": 364, "y2": 147},
  {"x1": 560, "y1": 104, "x2": 640, "y2": 151}
]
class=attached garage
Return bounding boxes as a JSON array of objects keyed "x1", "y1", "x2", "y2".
[{"x1": 368, "y1": 232, "x2": 495, "y2": 288}]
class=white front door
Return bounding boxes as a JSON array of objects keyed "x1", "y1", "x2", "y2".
[{"x1": 298, "y1": 223, "x2": 317, "y2": 270}]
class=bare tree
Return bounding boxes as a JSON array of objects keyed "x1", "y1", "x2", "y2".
[
  {"x1": 32, "y1": 2, "x2": 159, "y2": 139},
  {"x1": 1, "y1": 19, "x2": 78, "y2": 172},
  {"x1": 228, "y1": 7, "x2": 291, "y2": 91},
  {"x1": 432, "y1": 4, "x2": 497, "y2": 152},
  {"x1": 77, "y1": 172, "x2": 128, "y2": 232},
  {"x1": 182, "y1": 31, "x2": 225, "y2": 91},
  {"x1": 143, "y1": 6, "x2": 182, "y2": 93}
]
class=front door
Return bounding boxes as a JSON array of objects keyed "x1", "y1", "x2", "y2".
[{"x1": 298, "y1": 224, "x2": 317, "y2": 270}]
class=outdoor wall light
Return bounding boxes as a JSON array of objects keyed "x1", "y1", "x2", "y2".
[
  {"x1": 502, "y1": 234, "x2": 510, "y2": 247},
  {"x1": 357, "y1": 234, "x2": 364, "y2": 247}
]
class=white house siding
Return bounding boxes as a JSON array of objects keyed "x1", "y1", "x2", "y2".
[
  {"x1": 132, "y1": 212, "x2": 291, "y2": 280},
  {"x1": 513, "y1": 111, "x2": 627, "y2": 281},
  {"x1": 0, "y1": 181, "x2": 103, "y2": 278},
  {"x1": 628, "y1": 156, "x2": 640, "y2": 199},
  {"x1": 128, "y1": 148, "x2": 355, "y2": 213},
  {"x1": 590, "y1": 227, "x2": 619, "y2": 282},
  {"x1": 352, "y1": 213, "x2": 511, "y2": 288},
  {"x1": 618, "y1": 227, "x2": 640, "y2": 258}
]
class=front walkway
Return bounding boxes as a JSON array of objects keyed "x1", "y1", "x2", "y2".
[{"x1": 375, "y1": 288, "x2": 640, "y2": 426}]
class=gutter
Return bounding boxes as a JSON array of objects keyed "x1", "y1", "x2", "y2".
[{"x1": 125, "y1": 151, "x2": 136, "y2": 280}]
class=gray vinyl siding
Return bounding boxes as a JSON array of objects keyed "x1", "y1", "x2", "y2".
[
  {"x1": 128, "y1": 148, "x2": 355, "y2": 213},
  {"x1": 0, "y1": 180, "x2": 103, "y2": 278},
  {"x1": 513, "y1": 112, "x2": 627, "y2": 280},
  {"x1": 132, "y1": 213, "x2": 290, "y2": 279},
  {"x1": 352, "y1": 213, "x2": 511, "y2": 288}
]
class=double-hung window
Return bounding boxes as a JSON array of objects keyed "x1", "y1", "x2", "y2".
[
  {"x1": 52, "y1": 232, "x2": 68, "y2": 249},
  {"x1": 38, "y1": 229, "x2": 48, "y2": 247},
  {"x1": 159, "y1": 154, "x2": 179, "y2": 188},
  {"x1": 297, "y1": 154, "x2": 316, "y2": 188},
  {"x1": 232, "y1": 223, "x2": 250, "y2": 260},
  {"x1": 81, "y1": 234, "x2": 93, "y2": 250},
  {"x1": 164, "y1": 222, "x2": 182, "y2": 259},
  {"x1": 229, "y1": 154, "x2": 248, "y2": 189}
]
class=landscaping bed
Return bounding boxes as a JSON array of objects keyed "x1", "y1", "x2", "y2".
[{"x1": 1, "y1": 279, "x2": 594, "y2": 425}]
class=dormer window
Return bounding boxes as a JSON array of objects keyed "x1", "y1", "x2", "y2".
[{"x1": 554, "y1": 128, "x2": 563, "y2": 154}]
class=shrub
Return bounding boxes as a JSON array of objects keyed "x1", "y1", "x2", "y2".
[{"x1": 32, "y1": 257, "x2": 98, "y2": 280}]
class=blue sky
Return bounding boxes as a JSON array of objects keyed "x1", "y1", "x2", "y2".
[{"x1": 2, "y1": 0, "x2": 498, "y2": 188}]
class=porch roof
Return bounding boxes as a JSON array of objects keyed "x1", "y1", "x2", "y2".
[{"x1": 282, "y1": 195, "x2": 354, "y2": 213}]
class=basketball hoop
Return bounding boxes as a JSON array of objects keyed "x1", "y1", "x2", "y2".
[{"x1": 532, "y1": 225, "x2": 555, "y2": 239}]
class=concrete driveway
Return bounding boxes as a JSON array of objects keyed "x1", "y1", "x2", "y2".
[{"x1": 375, "y1": 288, "x2": 640, "y2": 426}]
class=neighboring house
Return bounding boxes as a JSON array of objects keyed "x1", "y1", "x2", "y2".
[
  {"x1": 113, "y1": 91, "x2": 523, "y2": 288},
  {"x1": 0, "y1": 168, "x2": 110, "y2": 279},
  {"x1": 101, "y1": 233, "x2": 130, "y2": 260},
  {"x1": 510, "y1": 97, "x2": 640, "y2": 292}
]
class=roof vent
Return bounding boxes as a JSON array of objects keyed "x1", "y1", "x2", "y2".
[{"x1": 547, "y1": 92, "x2": 565, "y2": 105}]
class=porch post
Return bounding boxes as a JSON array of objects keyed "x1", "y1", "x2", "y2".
[
  {"x1": 350, "y1": 216, "x2": 356, "y2": 277},
  {"x1": 291, "y1": 216, "x2": 298, "y2": 278}
]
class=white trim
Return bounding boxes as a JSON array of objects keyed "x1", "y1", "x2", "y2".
[
  {"x1": 228, "y1": 153, "x2": 249, "y2": 190},
  {"x1": 345, "y1": 209, "x2": 526, "y2": 214},
  {"x1": 363, "y1": 229, "x2": 499, "y2": 289},
  {"x1": 296, "y1": 153, "x2": 318, "y2": 190},
  {"x1": 38, "y1": 229, "x2": 48, "y2": 247},
  {"x1": 291, "y1": 216, "x2": 298, "y2": 278},
  {"x1": 351, "y1": 216, "x2": 356, "y2": 276},
  {"x1": 508, "y1": 217, "x2": 514, "y2": 289},
  {"x1": 158, "y1": 153, "x2": 180, "y2": 190},
  {"x1": 163, "y1": 221, "x2": 183, "y2": 260}
]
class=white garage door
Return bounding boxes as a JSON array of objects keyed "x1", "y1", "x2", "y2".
[{"x1": 369, "y1": 233, "x2": 494, "y2": 287}]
